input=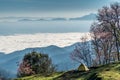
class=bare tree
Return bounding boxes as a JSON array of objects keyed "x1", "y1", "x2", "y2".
[
  {"x1": 90, "y1": 23, "x2": 114, "y2": 65},
  {"x1": 71, "y1": 36, "x2": 93, "y2": 67},
  {"x1": 97, "y1": 3, "x2": 120, "y2": 61}
]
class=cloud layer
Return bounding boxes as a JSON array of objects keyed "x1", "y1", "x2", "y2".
[{"x1": 0, "y1": 33, "x2": 91, "y2": 54}]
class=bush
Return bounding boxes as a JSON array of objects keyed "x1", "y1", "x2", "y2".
[{"x1": 17, "y1": 51, "x2": 56, "y2": 77}]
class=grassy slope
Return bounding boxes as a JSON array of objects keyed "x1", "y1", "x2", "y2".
[
  {"x1": 15, "y1": 62, "x2": 120, "y2": 80},
  {"x1": 14, "y1": 73, "x2": 63, "y2": 80}
]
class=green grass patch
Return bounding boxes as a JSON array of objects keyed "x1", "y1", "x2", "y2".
[
  {"x1": 14, "y1": 72, "x2": 63, "y2": 80},
  {"x1": 15, "y1": 62, "x2": 120, "y2": 80}
]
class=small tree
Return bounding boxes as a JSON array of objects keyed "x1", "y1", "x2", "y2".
[
  {"x1": 17, "y1": 60, "x2": 35, "y2": 77},
  {"x1": 17, "y1": 51, "x2": 56, "y2": 77},
  {"x1": 71, "y1": 36, "x2": 93, "y2": 67}
]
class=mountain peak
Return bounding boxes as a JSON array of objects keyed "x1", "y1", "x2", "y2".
[{"x1": 69, "y1": 13, "x2": 96, "y2": 20}]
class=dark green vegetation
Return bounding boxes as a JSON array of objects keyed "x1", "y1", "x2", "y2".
[
  {"x1": 17, "y1": 51, "x2": 56, "y2": 77},
  {"x1": 15, "y1": 62, "x2": 120, "y2": 80}
]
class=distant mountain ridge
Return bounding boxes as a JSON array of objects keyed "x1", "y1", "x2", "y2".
[
  {"x1": 19, "y1": 13, "x2": 96, "y2": 21},
  {"x1": 69, "y1": 13, "x2": 96, "y2": 20},
  {"x1": 0, "y1": 13, "x2": 96, "y2": 22},
  {"x1": 0, "y1": 42, "x2": 82, "y2": 78},
  {"x1": 0, "y1": 52, "x2": 5, "y2": 57}
]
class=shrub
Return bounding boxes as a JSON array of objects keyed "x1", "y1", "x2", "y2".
[{"x1": 17, "y1": 51, "x2": 56, "y2": 77}]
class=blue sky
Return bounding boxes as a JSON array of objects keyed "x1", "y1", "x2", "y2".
[{"x1": 0, "y1": 0, "x2": 119, "y2": 17}]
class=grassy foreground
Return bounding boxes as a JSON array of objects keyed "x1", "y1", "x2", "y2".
[
  {"x1": 14, "y1": 72, "x2": 63, "y2": 80},
  {"x1": 15, "y1": 62, "x2": 120, "y2": 80}
]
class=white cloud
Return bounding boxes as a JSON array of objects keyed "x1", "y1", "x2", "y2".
[{"x1": 0, "y1": 33, "x2": 91, "y2": 54}]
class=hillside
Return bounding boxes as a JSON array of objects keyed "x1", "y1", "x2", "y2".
[
  {"x1": 0, "y1": 42, "x2": 81, "y2": 78},
  {"x1": 15, "y1": 62, "x2": 120, "y2": 80}
]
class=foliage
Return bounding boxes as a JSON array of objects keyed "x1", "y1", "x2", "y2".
[
  {"x1": 17, "y1": 60, "x2": 35, "y2": 77},
  {"x1": 90, "y1": 2, "x2": 120, "y2": 66},
  {"x1": 17, "y1": 51, "x2": 56, "y2": 77}
]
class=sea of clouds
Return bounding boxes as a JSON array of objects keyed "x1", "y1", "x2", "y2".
[{"x1": 0, "y1": 33, "x2": 91, "y2": 54}]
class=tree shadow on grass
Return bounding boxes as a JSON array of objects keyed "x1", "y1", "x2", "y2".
[{"x1": 53, "y1": 70, "x2": 89, "y2": 80}]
